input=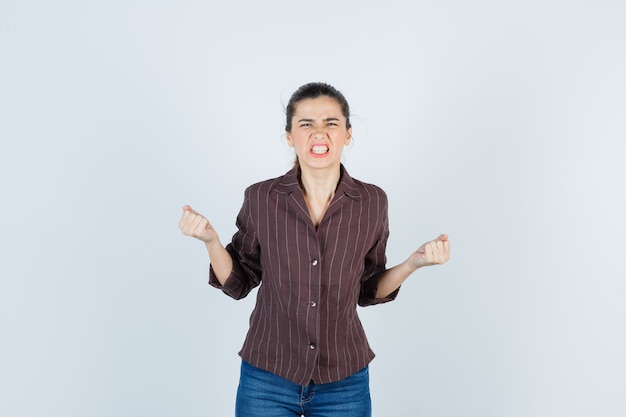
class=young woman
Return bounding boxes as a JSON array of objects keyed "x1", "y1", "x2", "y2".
[{"x1": 179, "y1": 82, "x2": 450, "y2": 417}]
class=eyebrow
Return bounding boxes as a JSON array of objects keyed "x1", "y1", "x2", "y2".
[{"x1": 297, "y1": 117, "x2": 341, "y2": 123}]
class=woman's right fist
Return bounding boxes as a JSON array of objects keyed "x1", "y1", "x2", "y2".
[{"x1": 178, "y1": 205, "x2": 218, "y2": 244}]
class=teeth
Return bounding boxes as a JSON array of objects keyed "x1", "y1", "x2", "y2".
[{"x1": 311, "y1": 145, "x2": 328, "y2": 154}]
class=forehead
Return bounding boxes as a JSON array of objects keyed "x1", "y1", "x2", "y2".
[{"x1": 293, "y1": 96, "x2": 344, "y2": 119}]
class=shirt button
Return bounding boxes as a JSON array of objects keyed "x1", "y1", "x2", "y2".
[
  {"x1": 310, "y1": 301, "x2": 317, "y2": 308},
  {"x1": 311, "y1": 259, "x2": 318, "y2": 266},
  {"x1": 309, "y1": 344, "x2": 316, "y2": 350}
]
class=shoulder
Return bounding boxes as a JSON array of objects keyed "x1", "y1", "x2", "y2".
[
  {"x1": 243, "y1": 170, "x2": 298, "y2": 200},
  {"x1": 352, "y1": 177, "x2": 387, "y2": 201},
  {"x1": 342, "y1": 170, "x2": 388, "y2": 205}
]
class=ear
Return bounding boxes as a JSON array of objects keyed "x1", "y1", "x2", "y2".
[
  {"x1": 345, "y1": 127, "x2": 353, "y2": 145},
  {"x1": 286, "y1": 131, "x2": 294, "y2": 147}
]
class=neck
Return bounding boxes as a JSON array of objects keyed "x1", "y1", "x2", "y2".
[{"x1": 298, "y1": 164, "x2": 341, "y2": 202}]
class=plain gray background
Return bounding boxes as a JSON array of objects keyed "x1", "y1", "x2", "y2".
[{"x1": 1, "y1": 1, "x2": 625, "y2": 416}]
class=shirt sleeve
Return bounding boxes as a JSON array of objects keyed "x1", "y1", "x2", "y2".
[
  {"x1": 209, "y1": 187, "x2": 262, "y2": 300},
  {"x1": 358, "y1": 189, "x2": 399, "y2": 307}
]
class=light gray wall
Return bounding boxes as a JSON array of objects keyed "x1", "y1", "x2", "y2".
[{"x1": 1, "y1": 1, "x2": 625, "y2": 416}]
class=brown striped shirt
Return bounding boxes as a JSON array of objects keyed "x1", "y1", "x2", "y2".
[{"x1": 209, "y1": 165, "x2": 399, "y2": 385}]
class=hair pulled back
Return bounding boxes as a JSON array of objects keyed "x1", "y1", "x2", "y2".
[{"x1": 285, "y1": 82, "x2": 351, "y2": 132}]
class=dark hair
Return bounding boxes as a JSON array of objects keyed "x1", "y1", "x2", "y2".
[{"x1": 285, "y1": 82, "x2": 351, "y2": 132}]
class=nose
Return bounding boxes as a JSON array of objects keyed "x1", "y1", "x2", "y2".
[{"x1": 312, "y1": 126, "x2": 327, "y2": 139}]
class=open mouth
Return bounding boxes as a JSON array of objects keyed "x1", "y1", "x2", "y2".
[{"x1": 311, "y1": 145, "x2": 329, "y2": 155}]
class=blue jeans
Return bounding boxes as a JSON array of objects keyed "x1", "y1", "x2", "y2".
[{"x1": 235, "y1": 360, "x2": 372, "y2": 417}]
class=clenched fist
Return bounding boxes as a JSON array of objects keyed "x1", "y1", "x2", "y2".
[
  {"x1": 408, "y1": 234, "x2": 451, "y2": 269},
  {"x1": 178, "y1": 205, "x2": 219, "y2": 244}
]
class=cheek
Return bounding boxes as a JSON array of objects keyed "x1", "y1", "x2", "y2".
[{"x1": 289, "y1": 134, "x2": 308, "y2": 148}]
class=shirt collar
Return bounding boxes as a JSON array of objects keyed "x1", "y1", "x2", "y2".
[{"x1": 275, "y1": 164, "x2": 362, "y2": 200}]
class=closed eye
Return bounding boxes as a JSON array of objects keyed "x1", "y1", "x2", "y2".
[
  {"x1": 324, "y1": 118, "x2": 341, "y2": 127},
  {"x1": 297, "y1": 119, "x2": 314, "y2": 128}
]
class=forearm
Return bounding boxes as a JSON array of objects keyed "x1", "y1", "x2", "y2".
[
  {"x1": 376, "y1": 234, "x2": 451, "y2": 298},
  {"x1": 375, "y1": 260, "x2": 419, "y2": 299},
  {"x1": 205, "y1": 239, "x2": 233, "y2": 286}
]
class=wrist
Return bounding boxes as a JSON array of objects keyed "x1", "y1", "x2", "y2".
[
  {"x1": 205, "y1": 238, "x2": 223, "y2": 253},
  {"x1": 404, "y1": 257, "x2": 420, "y2": 274}
]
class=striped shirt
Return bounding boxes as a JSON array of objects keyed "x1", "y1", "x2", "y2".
[{"x1": 209, "y1": 165, "x2": 399, "y2": 385}]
